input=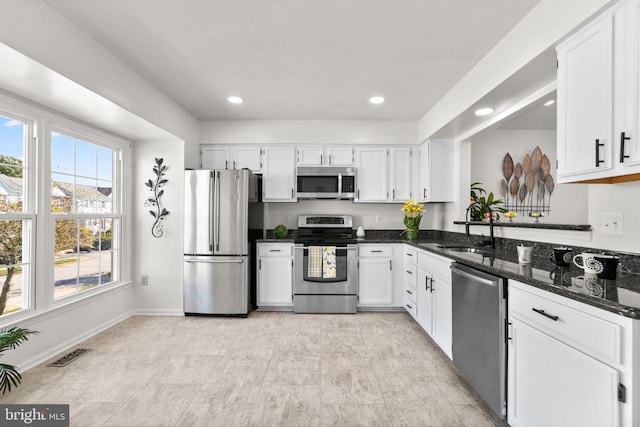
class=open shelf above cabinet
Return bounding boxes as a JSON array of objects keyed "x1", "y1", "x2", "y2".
[{"x1": 453, "y1": 221, "x2": 592, "y2": 231}]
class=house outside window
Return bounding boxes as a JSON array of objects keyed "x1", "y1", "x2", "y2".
[
  {"x1": 0, "y1": 113, "x2": 33, "y2": 317},
  {"x1": 51, "y1": 129, "x2": 120, "y2": 300}
]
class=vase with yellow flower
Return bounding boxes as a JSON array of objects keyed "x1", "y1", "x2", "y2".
[{"x1": 401, "y1": 199, "x2": 423, "y2": 240}]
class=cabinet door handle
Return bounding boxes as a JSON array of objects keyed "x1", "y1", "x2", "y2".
[
  {"x1": 423, "y1": 188, "x2": 427, "y2": 198},
  {"x1": 389, "y1": 260, "x2": 392, "y2": 271},
  {"x1": 532, "y1": 308, "x2": 559, "y2": 321},
  {"x1": 406, "y1": 304, "x2": 413, "y2": 309},
  {"x1": 392, "y1": 189, "x2": 395, "y2": 199},
  {"x1": 291, "y1": 188, "x2": 294, "y2": 198},
  {"x1": 429, "y1": 277, "x2": 434, "y2": 293},
  {"x1": 620, "y1": 132, "x2": 631, "y2": 163},
  {"x1": 406, "y1": 289, "x2": 413, "y2": 295},
  {"x1": 269, "y1": 249, "x2": 281, "y2": 252},
  {"x1": 259, "y1": 259, "x2": 262, "y2": 269},
  {"x1": 329, "y1": 154, "x2": 332, "y2": 165},
  {"x1": 406, "y1": 270, "x2": 413, "y2": 275},
  {"x1": 595, "y1": 139, "x2": 605, "y2": 167},
  {"x1": 321, "y1": 154, "x2": 323, "y2": 164},
  {"x1": 225, "y1": 160, "x2": 228, "y2": 169}
]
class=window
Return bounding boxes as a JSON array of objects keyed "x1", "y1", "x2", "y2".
[
  {"x1": 51, "y1": 130, "x2": 120, "y2": 300},
  {"x1": 0, "y1": 113, "x2": 33, "y2": 316}
]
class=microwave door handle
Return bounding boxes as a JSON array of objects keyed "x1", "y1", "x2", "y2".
[{"x1": 338, "y1": 173, "x2": 342, "y2": 197}]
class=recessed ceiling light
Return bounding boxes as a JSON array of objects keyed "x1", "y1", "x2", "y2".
[
  {"x1": 227, "y1": 96, "x2": 244, "y2": 104},
  {"x1": 369, "y1": 96, "x2": 385, "y2": 104},
  {"x1": 544, "y1": 100, "x2": 555, "y2": 106},
  {"x1": 475, "y1": 107, "x2": 494, "y2": 116}
]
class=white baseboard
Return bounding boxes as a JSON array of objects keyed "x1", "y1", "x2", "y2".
[{"x1": 19, "y1": 310, "x2": 133, "y2": 372}]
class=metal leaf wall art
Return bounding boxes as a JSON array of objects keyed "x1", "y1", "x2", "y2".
[
  {"x1": 144, "y1": 158, "x2": 170, "y2": 238},
  {"x1": 500, "y1": 146, "x2": 554, "y2": 216}
]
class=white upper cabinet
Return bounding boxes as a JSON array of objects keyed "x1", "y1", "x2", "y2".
[
  {"x1": 418, "y1": 139, "x2": 455, "y2": 202},
  {"x1": 262, "y1": 147, "x2": 297, "y2": 202},
  {"x1": 557, "y1": 11, "x2": 614, "y2": 181},
  {"x1": 232, "y1": 146, "x2": 262, "y2": 171},
  {"x1": 201, "y1": 146, "x2": 229, "y2": 170},
  {"x1": 355, "y1": 147, "x2": 389, "y2": 202},
  {"x1": 389, "y1": 147, "x2": 412, "y2": 201},
  {"x1": 297, "y1": 146, "x2": 354, "y2": 166},
  {"x1": 201, "y1": 145, "x2": 262, "y2": 173},
  {"x1": 557, "y1": 0, "x2": 640, "y2": 183}
]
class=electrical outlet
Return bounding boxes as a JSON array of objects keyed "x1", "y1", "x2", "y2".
[
  {"x1": 601, "y1": 212, "x2": 623, "y2": 235},
  {"x1": 375, "y1": 214, "x2": 383, "y2": 224},
  {"x1": 141, "y1": 274, "x2": 149, "y2": 286},
  {"x1": 283, "y1": 215, "x2": 289, "y2": 224}
]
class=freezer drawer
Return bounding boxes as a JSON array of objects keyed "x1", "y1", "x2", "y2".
[{"x1": 184, "y1": 256, "x2": 248, "y2": 315}]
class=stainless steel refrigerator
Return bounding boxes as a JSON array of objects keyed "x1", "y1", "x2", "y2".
[{"x1": 183, "y1": 169, "x2": 262, "y2": 316}]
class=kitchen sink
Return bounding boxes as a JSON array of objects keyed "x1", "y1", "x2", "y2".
[{"x1": 435, "y1": 245, "x2": 493, "y2": 254}]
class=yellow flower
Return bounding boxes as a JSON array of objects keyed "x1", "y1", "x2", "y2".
[
  {"x1": 401, "y1": 200, "x2": 424, "y2": 218},
  {"x1": 504, "y1": 211, "x2": 517, "y2": 218}
]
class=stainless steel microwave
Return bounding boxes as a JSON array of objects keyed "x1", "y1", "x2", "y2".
[{"x1": 296, "y1": 167, "x2": 356, "y2": 199}]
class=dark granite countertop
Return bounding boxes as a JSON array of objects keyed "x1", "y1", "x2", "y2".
[{"x1": 258, "y1": 229, "x2": 640, "y2": 319}]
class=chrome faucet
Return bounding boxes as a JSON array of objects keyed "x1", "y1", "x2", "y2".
[{"x1": 465, "y1": 202, "x2": 496, "y2": 249}]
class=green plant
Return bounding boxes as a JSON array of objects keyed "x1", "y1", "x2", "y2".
[
  {"x1": 273, "y1": 224, "x2": 288, "y2": 239},
  {"x1": 0, "y1": 327, "x2": 37, "y2": 394},
  {"x1": 469, "y1": 182, "x2": 507, "y2": 221}
]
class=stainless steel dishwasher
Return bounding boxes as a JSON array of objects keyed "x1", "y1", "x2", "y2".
[{"x1": 450, "y1": 262, "x2": 507, "y2": 420}]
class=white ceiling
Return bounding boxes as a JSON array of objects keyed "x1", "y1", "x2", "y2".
[{"x1": 42, "y1": 0, "x2": 542, "y2": 121}]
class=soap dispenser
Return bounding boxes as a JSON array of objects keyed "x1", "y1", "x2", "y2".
[{"x1": 356, "y1": 226, "x2": 365, "y2": 238}]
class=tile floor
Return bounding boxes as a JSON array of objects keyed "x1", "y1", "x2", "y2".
[{"x1": 1, "y1": 312, "x2": 503, "y2": 426}]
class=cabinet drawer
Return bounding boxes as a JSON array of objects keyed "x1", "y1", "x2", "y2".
[
  {"x1": 258, "y1": 244, "x2": 292, "y2": 257},
  {"x1": 404, "y1": 246, "x2": 418, "y2": 263},
  {"x1": 418, "y1": 251, "x2": 452, "y2": 279},
  {"x1": 404, "y1": 294, "x2": 417, "y2": 319},
  {"x1": 510, "y1": 285, "x2": 622, "y2": 366},
  {"x1": 404, "y1": 285, "x2": 417, "y2": 304},
  {"x1": 359, "y1": 245, "x2": 393, "y2": 257},
  {"x1": 404, "y1": 263, "x2": 417, "y2": 288}
]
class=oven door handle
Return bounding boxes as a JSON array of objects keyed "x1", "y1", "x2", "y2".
[{"x1": 294, "y1": 246, "x2": 356, "y2": 250}]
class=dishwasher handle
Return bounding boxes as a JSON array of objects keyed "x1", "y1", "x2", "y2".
[{"x1": 450, "y1": 264, "x2": 497, "y2": 287}]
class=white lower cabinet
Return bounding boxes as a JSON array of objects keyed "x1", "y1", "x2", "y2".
[
  {"x1": 257, "y1": 243, "x2": 293, "y2": 308},
  {"x1": 416, "y1": 250, "x2": 452, "y2": 358},
  {"x1": 402, "y1": 245, "x2": 452, "y2": 358},
  {"x1": 358, "y1": 244, "x2": 404, "y2": 308},
  {"x1": 508, "y1": 280, "x2": 635, "y2": 427}
]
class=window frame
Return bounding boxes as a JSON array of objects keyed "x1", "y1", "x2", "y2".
[
  {"x1": 0, "y1": 108, "x2": 36, "y2": 320},
  {"x1": 47, "y1": 121, "x2": 125, "y2": 307},
  {"x1": 0, "y1": 92, "x2": 132, "y2": 325}
]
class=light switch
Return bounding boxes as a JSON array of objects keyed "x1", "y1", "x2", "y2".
[{"x1": 601, "y1": 212, "x2": 623, "y2": 235}]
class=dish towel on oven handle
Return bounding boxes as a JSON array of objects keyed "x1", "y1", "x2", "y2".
[
  {"x1": 308, "y1": 246, "x2": 323, "y2": 278},
  {"x1": 322, "y1": 246, "x2": 337, "y2": 279}
]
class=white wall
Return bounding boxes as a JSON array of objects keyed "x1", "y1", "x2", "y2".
[
  {"x1": 132, "y1": 140, "x2": 185, "y2": 314},
  {"x1": 200, "y1": 120, "x2": 418, "y2": 145},
  {"x1": 470, "y1": 129, "x2": 589, "y2": 225},
  {"x1": 419, "y1": 0, "x2": 613, "y2": 141},
  {"x1": 588, "y1": 182, "x2": 640, "y2": 253},
  {"x1": 265, "y1": 200, "x2": 438, "y2": 232},
  {"x1": 0, "y1": 2, "x2": 199, "y2": 145}
]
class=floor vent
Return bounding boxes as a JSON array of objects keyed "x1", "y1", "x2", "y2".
[{"x1": 48, "y1": 348, "x2": 91, "y2": 367}]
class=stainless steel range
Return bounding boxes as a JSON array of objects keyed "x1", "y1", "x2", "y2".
[{"x1": 293, "y1": 215, "x2": 358, "y2": 313}]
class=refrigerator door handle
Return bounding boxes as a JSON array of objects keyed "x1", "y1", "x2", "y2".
[
  {"x1": 209, "y1": 172, "x2": 214, "y2": 251},
  {"x1": 185, "y1": 258, "x2": 244, "y2": 264},
  {"x1": 214, "y1": 170, "x2": 221, "y2": 252}
]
